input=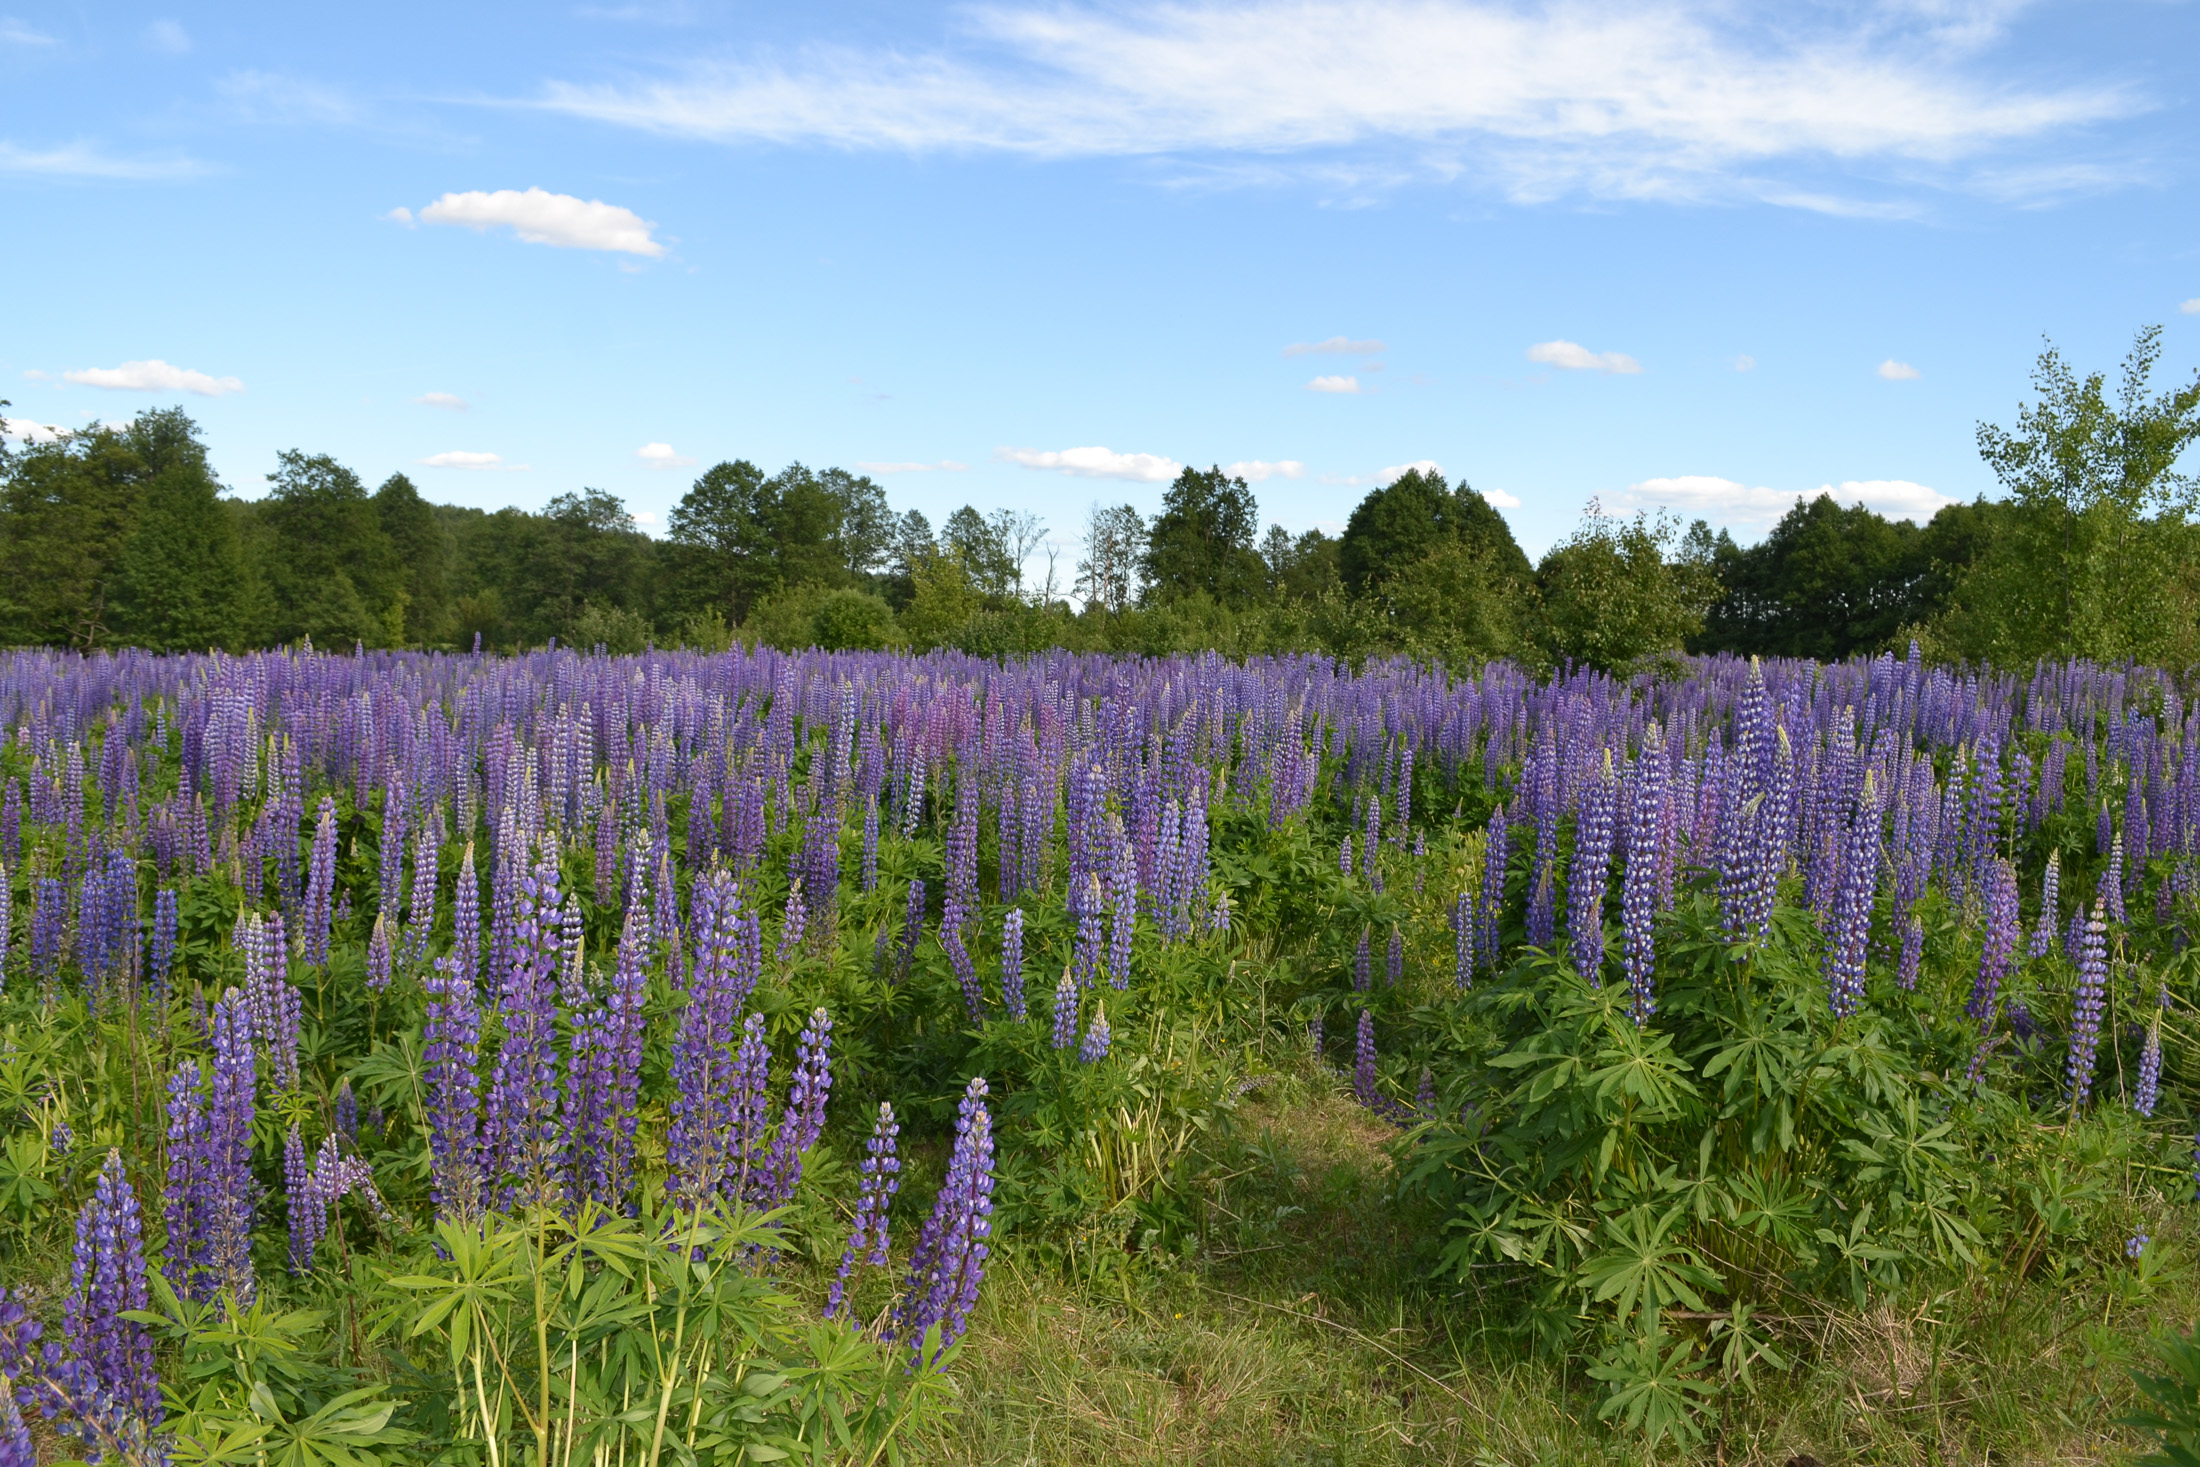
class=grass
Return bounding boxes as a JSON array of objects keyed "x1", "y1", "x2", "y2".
[{"x1": 898, "y1": 1058, "x2": 2197, "y2": 1467}]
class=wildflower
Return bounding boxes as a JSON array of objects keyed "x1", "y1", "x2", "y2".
[
  {"x1": 826, "y1": 1103, "x2": 901, "y2": 1321},
  {"x1": 2066, "y1": 901, "x2": 2108, "y2": 1109},
  {"x1": 889, "y1": 1076, "x2": 994, "y2": 1365},
  {"x1": 1078, "y1": 1004, "x2": 1112, "y2": 1063}
]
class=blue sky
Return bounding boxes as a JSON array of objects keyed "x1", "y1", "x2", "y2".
[{"x1": 3, "y1": 0, "x2": 2197, "y2": 567}]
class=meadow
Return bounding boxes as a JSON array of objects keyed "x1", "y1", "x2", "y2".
[{"x1": 2, "y1": 642, "x2": 2198, "y2": 1467}]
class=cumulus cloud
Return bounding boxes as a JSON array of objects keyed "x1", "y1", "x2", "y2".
[
  {"x1": 1, "y1": 415, "x2": 66, "y2": 443},
  {"x1": 1483, "y1": 487, "x2": 1523, "y2": 508},
  {"x1": 1528, "y1": 340, "x2": 1642, "y2": 374},
  {"x1": 1877, "y1": 358, "x2": 1921, "y2": 380},
  {"x1": 2181, "y1": 299, "x2": 2199, "y2": 315},
  {"x1": 1616, "y1": 474, "x2": 1955, "y2": 530},
  {"x1": 63, "y1": 359, "x2": 243, "y2": 396},
  {"x1": 636, "y1": 442, "x2": 697, "y2": 469},
  {"x1": 412, "y1": 187, "x2": 666, "y2": 257},
  {"x1": 1225, "y1": 459, "x2": 1305, "y2": 482},
  {"x1": 1307, "y1": 375, "x2": 1360, "y2": 394},
  {"x1": 1284, "y1": 336, "x2": 1384, "y2": 357},
  {"x1": 420, "y1": 450, "x2": 527, "y2": 471},
  {"x1": 996, "y1": 445, "x2": 1181, "y2": 482},
  {"x1": 535, "y1": 1, "x2": 2129, "y2": 207},
  {"x1": 1734, "y1": 354, "x2": 1757, "y2": 372},
  {"x1": 855, "y1": 459, "x2": 971, "y2": 473}
]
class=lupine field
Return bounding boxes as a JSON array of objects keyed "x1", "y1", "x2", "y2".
[{"x1": 3, "y1": 642, "x2": 2200, "y2": 1465}]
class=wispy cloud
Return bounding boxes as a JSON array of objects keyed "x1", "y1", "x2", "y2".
[
  {"x1": 414, "y1": 392, "x2": 469, "y2": 411},
  {"x1": 856, "y1": 459, "x2": 970, "y2": 473},
  {"x1": 1734, "y1": 354, "x2": 1757, "y2": 372},
  {"x1": 1306, "y1": 375, "x2": 1360, "y2": 394},
  {"x1": 420, "y1": 450, "x2": 528, "y2": 470},
  {"x1": 143, "y1": 19, "x2": 190, "y2": 54},
  {"x1": 1616, "y1": 474, "x2": 1954, "y2": 530},
  {"x1": 636, "y1": 441, "x2": 696, "y2": 469},
  {"x1": 0, "y1": 140, "x2": 206, "y2": 180},
  {"x1": 1528, "y1": 340, "x2": 1641, "y2": 374},
  {"x1": 0, "y1": 17, "x2": 56, "y2": 44},
  {"x1": 537, "y1": 0, "x2": 2134, "y2": 206},
  {"x1": 402, "y1": 187, "x2": 666, "y2": 256},
  {"x1": 2183, "y1": 299, "x2": 2200, "y2": 316},
  {"x1": 1225, "y1": 459, "x2": 1304, "y2": 482},
  {"x1": 1284, "y1": 336, "x2": 1383, "y2": 357},
  {"x1": 996, "y1": 445, "x2": 1180, "y2": 482},
  {"x1": 1877, "y1": 358, "x2": 1921, "y2": 380},
  {"x1": 1, "y1": 415, "x2": 66, "y2": 443},
  {"x1": 217, "y1": 71, "x2": 362, "y2": 126},
  {"x1": 63, "y1": 359, "x2": 243, "y2": 396}
]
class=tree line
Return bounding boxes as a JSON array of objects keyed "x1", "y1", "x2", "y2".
[{"x1": 3, "y1": 328, "x2": 2195, "y2": 670}]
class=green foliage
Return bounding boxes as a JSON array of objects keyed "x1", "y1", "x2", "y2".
[
  {"x1": 1533, "y1": 507, "x2": 1717, "y2": 671},
  {"x1": 1338, "y1": 467, "x2": 1530, "y2": 596},
  {"x1": 2131, "y1": 1323, "x2": 2200, "y2": 1466},
  {"x1": 1140, "y1": 466, "x2": 1266, "y2": 609}
]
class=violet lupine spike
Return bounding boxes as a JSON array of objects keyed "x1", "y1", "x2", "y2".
[
  {"x1": 2028, "y1": 850, "x2": 2061, "y2": 960},
  {"x1": 1352, "y1": 926, "x2": 1371, "y2": 992},
  {"x1": 1569, "y1": 756, "x2": 1616, "y2": 982},
  {"x1": 1078, "y1": 1004, "x2": 1111, "y2": 1063},
  {"x1": 1897, "y1": 911, "x2": 1924, "y2": 991},
  {"x1": 452, "y1": 843, "x2": 481, "y2": 992},
  {"x1": 1000, "y1": 908, "x2": 1027, "y2": 1021},
  {"x1": 2065, "y1": 901, "x2": 2108, "y2": 1110},
  {"x1": 1823, "y1": 776, "x2": 1881, "y2": 1020},
  {"x1": 205, "y1": 988, "x2": 258, "y2": 1303},
  {"x1": 1452, "y1": 891, "x2": 1474, "y2": 990},
  {"x1": 1352, "y1": 1009, "x2": 1380, "y2": 1111},
  {"x1": 1478, "y1": 804, "x2": 1509, "y2": 978},
  {"x1": 334, "y1": 1078, "x2": 358, "y2": 1143},
  {"x1": 422, "y1": 949, "x2": 485, "y2": 1223},
  {"x1": 366, "y1": 913, "x2": 393, "y2": 995},
  {"x1": 1386, "y1": 926, "x2": 1404, "y2": 987},
  {"x1": 405, "y1": 823, "x2": 439, "y2": 965},
  {"x1": 485, "y1": 841, "x2": 568, "y2": 1209},
  {"x1": 761, "y1": 1007, "x2": 835, "y2": 1209},
  {"x1": 1621, "y1": 728, "x2": 1667, "y2": 1026},
  {"x1": 669, "y1": 872, "x2": 749, "y2": 1211},
  {"x1": 302, "y1": 796, "x2": 337, "y2": 967},
  {"x1": 1339, "y1": 833, "x2": 1352, "y2": 879},
  {"x1": 1967, "y1": 857, "x2": 2020, "y2": 1022},
  {"x1": 148, "y1": 888, "x2": 177, "y2": 997},
  {"x1": 2099, "y1": 832, "x2": 2127, "y2": 926},
  {"x1": 2136, "y1": 1019, "x2": 2162, "y2": 1118},
  {"x1": 826, "y1": 1102, "x2": 901, "y2": 1321},
  {"x1": 284, "y1": 1124, "x2": 322, "y2": 1274},
  {"x1": 1050, "y1": 967, "x2": 1078, "y2": 1051},
  {"x1": 162, "y1": 1060, "x2": 214, "y2": 1300},
  {"x1": 777, "y1": 876, "x2": 807, "y2": 963},
  {"x1": 60, "y1": 1151, "x2": 160, "y2": 1427},
  {"x1": 888, "y1": 1076, "x2": 994, "y2": 1366},
  {"x1": 1106, "y1": 818, "x2": 1138, "y2": 989},
  {"x1": 0, "y1": 1374, "x2": 31, "y2": 1467},
  {"x1": 730, "y1": 1013, "x2": 775, "y2": 1204}
]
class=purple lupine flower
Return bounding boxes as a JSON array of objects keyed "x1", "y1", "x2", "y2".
[
  {"x1": 302, "y1": 797, "x2": 337, "y2": 966},
  {"x1": 60, "y1": 1151, "x2": 160, "y2": 1426},
  {"x1": 452, "y1": 843, "x2": 481, "y2": 992},
  {"x1": 1451, "y1": 891, "x2": 1474, "y2": 990},
  {"x1": 485, "y1": 842, "x2": 567, "y2": 1208},
  {"x1": 1308, "y1": 1012, "x2": 1324, "y2": 1061},
  {"x1": 2066, "y1": 901, "x2": 2108, "y2": 1109},
  {"x1": 1525, "y1": 734, "x2": 1559, "y2": 949},
  {"x1": 1339, "y1": 833, "x2": 1353, "y2": 878},
  {"x1": 2136, "y1": 1019, "x2": 2162, "y2": 1118},
  {"x1": 2028, "y1": 850, "x2": 2060, "y2": 960},
  {"x1": 1966, "y1": 857, "x2": 2019, "y2": 1022},
  {"x1": 1823, "y1": 775, "x2": 1880, "y2": 1020},
  {"x1": 2099, "y1": 833, "x2": 2127, "y2": 926},
  {"x1": 405, "y1": 823, "x2": 440, "y2": 965},
  {"x1": 1050, "y1": 967, "x2": 1077, "y2": 1050},
  {"x1": 162, "y1": 1060, "x2": 214, "y2": 1299},
  {"x1": 1414, "y1": 1068, "x2": 1436, "y2": 1117},
  {"x1": 1897, "y1": 912, "x2": 1924, "y2": 991},
  {"x1": 730, "y1": 1013, "x2": 775, "y2": 1204},
  {"x1": 421, "y1": 948, "x2": 485, "y2": 1223},
  {"x1": 1, "y1": 1372, "x2": 33, "y2": 1467},
  {"x1": 585, "y1": 912, "x2": 650, "y2": 1210},
  {"x1": 1078, "y1": 1004, "x2": 1111, "y2": 1063},
  {"x1": 148, "y1": 888, "x2": 177, "y2": 997},
  {"x1": 1478, "y1": 805, "x2": 1509, "y2": 977},
  {"x1": 1000, "y1": 908, "x2": 1027, "y2": 1021},
  {"x1": 285, "y1": 1124, "x2": 322, "y2": 1274},
  {"x1": 777, "y1": 876, "x2": 807, "y2": 963},
  {"x1": 889, "y1": 1076, "x2": 994, "y2": 1365},
  {"x1": 1352, "y1": 1010, "x2": 1380, "y2": 1111},
  {"x1": 204, "y1": 989, "x2": 258, "y2": 1303},
  {"x1": 1386, "y1": 926, "x2": 1404, "y2": 987},
  {"x1": 2129, "y1": 1233, "x2": 2150, "y2": 1261},
  {"x1": 668, "y1": 871, "x2": 751, "y2": 1210},
  {"x1": 1361, "y1": 796, "x2": 1381, "y2": 887},
  {"x1": 334, "y1": 1078, "x2": 358, "y2": 1143},
  {"x1": 826, "y1": 1102, "x2": 901, "y2": 1321},
  {"x1": 760, "y1": 1008, "x2": 835, "y2": 1209},
  {"x1": 1620, "y1": 729, "x2": 1667, "y2": 1026},
  {"x1": 1106, "y1": 817, "x2": 1137, "y2": 988},
  {"x1": 1351, "y1": 926, "x2": 1371, "y2": 992},
  {"x1": 366, "y1": 913, "x2": 393, "y2": 995},
  {"x1": 944, "y1": 923, "x2": 982, "y2": 1023}
]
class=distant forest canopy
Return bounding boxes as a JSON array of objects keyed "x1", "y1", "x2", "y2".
[{"x1": 3, "y1": 327, "x2": 2197, "y2": 672}]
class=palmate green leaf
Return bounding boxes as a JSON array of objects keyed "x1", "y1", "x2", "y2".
[
  {"x1": 1587, "y1": 1329, "x2": 1713, "y2": 1449},
  {"x1": 1577, "y1": 1205, "x2": 1721, "y2": 1326}
]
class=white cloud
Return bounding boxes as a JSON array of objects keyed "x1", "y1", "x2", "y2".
[
  {"x1": 1, "y1": 416, "x2": 66, "y2": 443},
  {"x1": 535, "y1": 1, "x2": 2130, "y2": 206},
  {"x1": 2180, "y1": 299, "x2": 2199, "y2": 315},
  {"x1": 413, "y1": 187, "x2": 666, "y2": 257},
  {"x1": 386, "y1": 206, "x2": 415, "y2": 226},
  {"x1": 143, "y1": 19, "x2": 190, "y2": 53},
  {"x1": 636, "y1": 442, "x2": 697, "y2": 469},
  {"x1": 1527, "y1": 340, "x2": 1642, "y2": 374},
  {"x1": 1307, "y1": 375, "x2": 1360, "y2": 394},
  {"x1": 855, "y1": 459, "x2": 971, "y2": 473},
  {"x1": 1284, "y1": 336, "x2": 1384, "y2": 357},
  {"x1": 996, "y1": 445, "x2": 1181, "y2": 482},
  {"x1": 414, "y1": 391, "x2": 468, "y2": 411},
  {"x1": 63, "y1": 359, "x2": 243, "y2": 396},
  {"x1": 0, "y1": 141, "x2": 205, "y2": 180},
  {"x1": 1616, "y1": 474, "x2": 1955, "y2": 530},
  {"x1": 1, "y1": 18, "x2": 56, "y2": 44},
  {"x1": 1734, "y1": 354, "x2": 1757, "y2": 372},
  {"x1": 1225, "y1": 459, "x2": 1304, "y2": 482},
  {"x1": 420, "y1": 450, "x2": 527, "y2": 471},
  {"x1": 1482, "y1": 487, "x2": 1522, "y2": 509},
  {"x1": 1380, "y1": 459, "x2": 1443, "y2": 484},
  {"x1": 1877, "y1": 358, "x2": 1921, "y2": 380}
]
